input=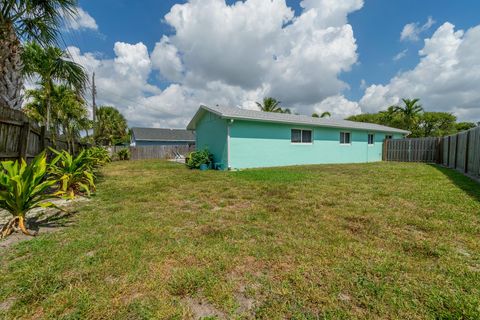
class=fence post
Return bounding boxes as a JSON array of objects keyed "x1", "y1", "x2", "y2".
[
  {"x1": 436, "y1": 138, "x2": 442, "y2": 164},
  {"x1": 408, "y1": 140, "x2": 412, "y2": 162},
  {"x1": 454, "y1": 134, "x2": 459, "y2": 169},
  {"x1": 383, "y1": 139, "x2": 388, "y2": 161},
  {"x1": 18, "y1": 121, "x2": 30, "y2": 161},
  {"x1": 447, "y1": 136, "x2": 451, "y2": 167},
  {"x1": 465, "y1": 130, "x2": 470, "y2": 174}
]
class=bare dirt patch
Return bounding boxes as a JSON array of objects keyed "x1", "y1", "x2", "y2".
[
  {"x1": 0, "y1": 297, "x2": 16, "y2": 312},
  {"x1": 0, "y1": 197, "x2": 88, "y2": 252},
  {"x1": 183, "y1": 296, "x2": 228, "y2": 320}
]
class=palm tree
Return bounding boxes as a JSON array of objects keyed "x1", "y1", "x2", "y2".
[
  {"x1": 378, "y1": 105, "x2": 397, "y2": 126},
  {"x1": 55, "y1": 85, "x2": 88, "y2": 153},
  {"x1": 22, "y1": 42, "x2": 88, "y2": 130},
  {"x1": 256, "y1": 97, "x2": 283, "y2": 113},
  {"x1": 0, "y1": 0, "x2": 78, "y2": 109},
  {"x1": 94, "y1": 106, "x2": 128, "y2": 146},
  {"x1": 24, "y1": 84, "x2": 89, "y2": 153},
  {"x1": 393, "y1": 98, "x2": 424, "y2": 130},
  {"x1": 312, "y1": 111, "x2": 331, "y2": 118}
]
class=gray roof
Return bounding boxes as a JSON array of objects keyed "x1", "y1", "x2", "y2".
[
  {"x1": 131, "y1": 127, "x2": 195, "y2": 142},
  {"x1": 187, "y1": 105, "x2": 410, "y2": 134}
]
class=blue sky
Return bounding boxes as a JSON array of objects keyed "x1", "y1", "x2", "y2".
[{"x1": 62, "y1": 0, "x2": 480, "y2": 127}]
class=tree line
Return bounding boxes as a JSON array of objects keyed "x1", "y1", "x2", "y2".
[
  {"x1": 346, "y1": 98, "x2": 477, "y2": 137},
  {"x1": 256, "y1": 97, "x2": 476, "y2": 138},
  {"x1": 1, "y1": 1, "x2": 128, "y2": 150}
]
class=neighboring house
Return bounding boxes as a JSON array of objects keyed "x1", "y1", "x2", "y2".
[
  {"x1": 130, "y1": 127, "x2": 195, "y2": 147},
  {"x1": 187, "y1": 105, "x2": 409, "y2": 170}
]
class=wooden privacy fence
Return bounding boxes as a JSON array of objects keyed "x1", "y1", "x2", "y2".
[
  {"x1": 111, "y1": 145, "x2": 195, "y2": 160},
  {"x1": 384, "y1": 126, "x2": 480, "y2": 180},
  {"x1": 0, "y1": 104, "x2": 84, "y2": 161},
  {"x1": 383, "y1": 137, "x2": 441, "y2": 163}
]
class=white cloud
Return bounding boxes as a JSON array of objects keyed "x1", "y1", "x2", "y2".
[
  {"x1": 400, "y1": 16, "x2": 435, "y2": 41},
  {"x1": 360, "y1": 79, "x2": 367, "y2": 89},
  {"x1": 64, "y1": 7, "x2": 98, "y2": 31},
  {"x1": 360, "y1": 22, "x2": 480, "y2": 121},
  {"x1": 151, "y1": 36, "x2": 184, "y2": 82},
  {"x1": 393, "y1": 49, "x2": 408, "y2": 61},
  {"x1": 66, "y1": 0, "x2": 365, "y2": 127},
  {"x1": 313, "y1": 95, "x2": 361, "y2": 119}
]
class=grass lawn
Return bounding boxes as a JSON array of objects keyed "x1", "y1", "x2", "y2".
[{"x1": 1, "y1": 160, "x2": 479, "y2": 319}]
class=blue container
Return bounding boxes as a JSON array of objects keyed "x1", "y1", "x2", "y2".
[{"x1": 199, "y1": 164, "x2": 208, "y2": 171}]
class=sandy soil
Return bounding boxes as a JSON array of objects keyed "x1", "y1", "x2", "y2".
[{"x1": 0, "y1": 197, "x2": 89, "y2": 251}]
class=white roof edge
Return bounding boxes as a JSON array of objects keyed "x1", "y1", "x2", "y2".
[
  {"x1": 135, "y1": 139, "x2": 195, "y2": 142},
  {"x1": 222, "y1": 114, "x2": 410, "y2": 134},
  {"x1": 187, "y1": 105, "x2": 410, "y2": 134}
]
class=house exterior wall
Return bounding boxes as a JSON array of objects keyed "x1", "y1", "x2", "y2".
[
  {"x1": 195, "y1": 111, "x2": 228, "y2": 169},
  {"x1": 228, "y1": 120, "x2": 404, "y2": 169}
]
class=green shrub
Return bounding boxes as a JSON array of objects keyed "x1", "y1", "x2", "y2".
[
  {"x1": 0, "y1": 151, "x2": 61, "y2": 238},
  {"x1": 85, "y1": 147, "x2": 111, "y2": 167},
  {"x1": 49, "y1": 149, "x2": 96, "y2": 198},
  {"x1": 116, "y1": 148, "x2": 130, "y2": 161},
  {"x1": 186, "y1": 149, "x2": 213, "y2": 169}
]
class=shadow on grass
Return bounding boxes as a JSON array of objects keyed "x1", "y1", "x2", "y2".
[
  {"x1": 28, "y1": 210, "x2": 78, "y2": 231},
  {"x1": 430, "y1": 164, "x2": 480, "y2": 202}
]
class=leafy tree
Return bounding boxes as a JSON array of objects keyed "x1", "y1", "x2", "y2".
[
  {"x1": 456, "y1": 122, "x2": 477, "y2": 132},
  {"x1": 94, "y1": 106, "x2": 128, "y2": 146},
  {"x1": 348, "y1": 108, "x2": 469, "y2": 138},
  {"x1": 22, "y1": 42, "x2": 87, "y2": 130},
  {"x1": 0, "y1": 0, "x2": 78, "y2": 109},
  {"x1": 414, "y1": 112, "x2": 457, "y2": 137},
  {"x1": 346, "y1": 113, "x2": 383, "y2": 124}
]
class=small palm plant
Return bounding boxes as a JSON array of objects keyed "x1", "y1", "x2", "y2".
[
  {"x1": 116, "y1": 148, "x2": 130, "y2": 161},
  {"x1": 0, "y1": 152, "x2": 61, "y2": 238},
  {"x1": 49, "y1": 149, "x2": 96, "y2": 199}
]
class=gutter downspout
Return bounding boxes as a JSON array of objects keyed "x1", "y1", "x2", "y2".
[{"x1": 227, "y1": 119, "x2": 233, "y2": 170}]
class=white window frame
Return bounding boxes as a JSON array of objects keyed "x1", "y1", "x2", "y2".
[
  {"x1": 368, "y1": 133, "x2": 375, "y2": 146},
  {"x1": 291, "y1": 128, "x2": 313, "y2": 144},
  {"x1": 340, "y1": 131, "x2": 351, "y2": 145},
  {"x1": 385, "y1": 134, "x2": 393, "y2": 140}
]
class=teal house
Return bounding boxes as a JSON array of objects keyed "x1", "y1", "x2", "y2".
[{"x1": 187, "y1": 105, "x2": 409, "y2": 170}]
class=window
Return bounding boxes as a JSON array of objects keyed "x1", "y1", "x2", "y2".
[
  {"x1": 340, "y1": 132, "x2": 351, "y2": 144},
  {"x1": 368, "y1": 134, "x2": 375, "y2": 145},
  {"x1": 385, "y1": 135, "x2": 393, "y2": 140},
  {"x1": 291, "y1": 129, "x2": 312, "y2": 143},
  {"x1": 302, "y1": 130, "x2": 312, "y2": 143}
]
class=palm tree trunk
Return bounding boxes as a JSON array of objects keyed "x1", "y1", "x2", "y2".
[
  {"x1": 0, "y1": 22, "x2": 23, "y2": 109},
  {"x1": 45, "y1": 80, "x2": 52, "y2": 131}
]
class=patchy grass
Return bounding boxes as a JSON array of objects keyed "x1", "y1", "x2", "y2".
[{"x1": 0, "y1": 160, "x2": 479, "y2": 319}]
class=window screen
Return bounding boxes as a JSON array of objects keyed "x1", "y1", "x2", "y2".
[
  {"x1": 291, "y1": 129, "x2": 312, "y2": 143},
  {"x1": 291, "y1": 129, "x2": 302, "y2": 143},
  {"x1": 340, "y1": 132, "x2": 351, "y2": 144},
  {"x1": 368, "y1": 134, "x2": 374, "y2": 145},
  {"x1": 302, "y1": 130, "x2": 312, "y2": 143}
]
